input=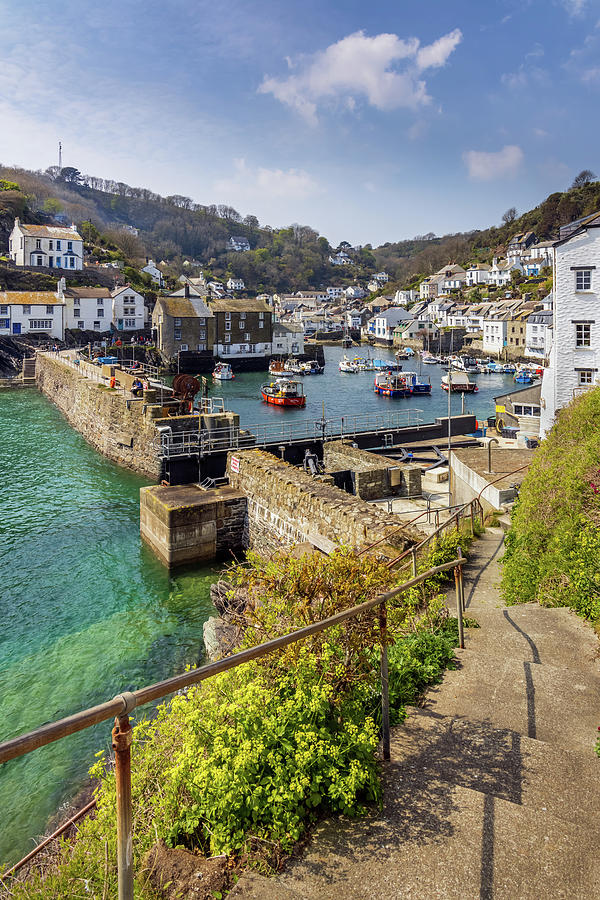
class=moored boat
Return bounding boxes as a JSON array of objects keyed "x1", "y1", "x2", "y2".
[
  {"x1": 212, "y1": 362, "x2": 234, "y2": 380},
  {"x1": 374, "y1": 372, "x2": 412, "y2": 398},
  {"x1": 404, "y1": 371, "x2": 432, "y2": 394},
  {"x1": 260, "y1": 378, "x2": 306, "y2": 407},
  {"x1": 441, "y1": 372, "x2": 478, "y2": 393}
]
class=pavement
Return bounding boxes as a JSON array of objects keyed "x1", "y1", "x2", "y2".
[{"x1": 230, "y1": 528, "x2": 600, "y2": 900}]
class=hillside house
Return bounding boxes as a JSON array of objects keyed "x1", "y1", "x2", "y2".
[
  {"x1": 229, "y1": 236, "x2": 250, "y2": 252},
  {"x1": 507, "y1": 231, "x2": 537, "y2": 263},
  {"x1": 142, "y1": 259, "x2": 164, "y2": 287},
  {"x1": 465, "y1": 264, "x2": 491, "y2": 286},
  {"x1": 365, "y1": 307, "x2": 411, "y2": 343},
  {"x1": 393, "y1": 319, "x2": 440, "y2": 344},
  {"x1": 227, "y1": 277, "x2": 245, "y2": 292},
  {"x1": 394, "y1": 289, "x2": 419, "y2": 305},
  {"x1": 9, "y1": 218, "x2": 83, "y2": 270},
  {"x1": 329, "y1": 252, "x2": 353, "y2": 266},
  {"x1": 111, "y1": 286, "x2": 146, "y2": 332},
  {"x1": 0, "y1": 291, "x2": 65, "y2": 340},
  {"x1": 60, "y1": 281, "x2": 112, "y2": 332},
  {"x1": 344, "y1": 285, "x2": 366, "y2": 300},
  {"x1": 489, "y1": 258, "x2": 523, "y2": 287},
  {"x1": 541, "y1": 211, "x2": 600, "y2": 436},
  {"x1": 525, "y1": 309, "x2": 552, "y2": 359}
]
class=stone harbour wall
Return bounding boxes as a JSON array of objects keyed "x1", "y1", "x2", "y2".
[
  {"x1": 323, "y1": 440, "x2": 422, "y2": 501},
  {"x1": 36, "y1": 353, "x2": 162, "y2": 478},
  {"x1": 227, "y1": 449, "x2": 424, "y2": 557}
]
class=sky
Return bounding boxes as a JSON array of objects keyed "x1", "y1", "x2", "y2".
[{"x1": 1, "y1": 0, "x2": 599, "y2": 246}]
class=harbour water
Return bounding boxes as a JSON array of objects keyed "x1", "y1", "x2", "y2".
[
  {"x1": 0, "y1": 389, "x2": 218, "y2": 865},
  {"x1": 209, "y1": 344, "x2": 520, "y2": 427}
]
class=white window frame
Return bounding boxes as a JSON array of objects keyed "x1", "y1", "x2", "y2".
[
  {"x1": 575, "y1": 269, "x2": 592, "y2": 291},
  {"x1": 77, "y1": 320, "x2": 85, "y2": 329},
  {"x1": 575, "y1": 323, "x2": 592, "y2": 347},
  {"x1": 224, "y1": 334, "x2": 231, "y2": 343},
  {"x1": 578, "y1": 369, "x2": 594, "y2": 385}
]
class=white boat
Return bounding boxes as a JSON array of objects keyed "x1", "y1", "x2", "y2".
[
  {"x1": 422, "y1": 354, "x2": 440, "y2": 364},
  {"x1": 441, "y1": 372, "x2": 478, "y2": 393},
  {"x1": 339, "y1": 354, "x2": 374, "y2": 373},
  {"x1": 213, "y1": 362, "x2": 234, "y2": 380}
]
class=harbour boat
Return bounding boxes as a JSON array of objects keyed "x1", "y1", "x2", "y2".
[
  {"x1": 514, "y1": 371, "x2": 533, "y2": 384},
  {"x1": 404, "y1": 371, "x2": 432, "y2": 395},
  {"x1": 422, "y1": 354, "x2": 439, "y2": 364},
  {"x1": 212, "y1": 362, "x2": 234, "y2": 380},
  {"x1": 372, "y1": 358, "x2": 402, "y2": 371},
  {"x1": 268, "y1": 357, "x2": 290, "y2": 376},
  {"x1": 374, "y1": 372, "x2": 412, "y2": 398},
  {"x1": 260, "y1": 378, "x2": 306, "y2": 407},
  {"x1": 339, "y1": 355, "x2": 374, "y2": 373},
  {"x1": 298, "y1": 360, "x2": 324, "y2": 375},
  {"x1": 441, "y1": 372, "x2": 478, "y2": 393}
]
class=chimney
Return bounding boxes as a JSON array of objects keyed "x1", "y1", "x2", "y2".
[
  {"x1": 14, "y1": 217, "x2": 20, "y2": 227},
  {"x1": 184, "y1": 283, "x2": 190, "y2": 299},
  {"x1": 57, "y1": 277, "x2": 66, "y2": 299},
  {"x1": 71, "y1": 223, "x2": 77, "y2": 232}
]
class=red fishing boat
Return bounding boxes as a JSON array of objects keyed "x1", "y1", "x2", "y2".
[{"x1": 260, "y1": 378, "x2": 306, "y2": 408}]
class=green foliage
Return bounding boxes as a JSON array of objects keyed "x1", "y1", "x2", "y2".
[
  {"x1": 0, "y1": 179, "x2": 20, "y2": 192},
  {"x1": 502, "y1": 386, "x2": 600, "y2": 624},
  {"x1": 387, "y1": 625, "x2": 458, "y2": 724},
  {"x1": 42, "y1": 198, "x2": 63, "y2": 214}
]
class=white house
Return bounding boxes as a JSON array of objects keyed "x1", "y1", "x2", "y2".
[
  {"x1": 394, "y1": 289, "x2": 419, "y2": 305},
  {"x1": 229, "y1": 236, "x2": 250, "y2": 252},
  {"x1": 367, "y1": 308, "x2": 411, "y2": 343},
  {"x1": 60, "y1": 281, "x2": 112, "y2": 332},
  {"x1": 394, "y1": 319, "x2": 440, "y2": 341},
  {"x1": 419, "y1": 274, "x2": 444, "y2": 300},
  {"x1": 271, "y1": 322, "x2": 304, "y2": 356},
  {"x1": 8, "y1": 219, "x2": 83, "y2": 270},
  {"x1": 373, "y1": 271, "x2": 390, "y2": 284},
  {"x1": 111, "y1": 285, "x2": 146, "y2": 332},
  {"x1": 227, "y1": 277, "x2": 245, "y2": 292},
  {"x1": 541, "y1": 213, "x2": 600, "y2": 436},
  {"x1": 482, "y1": 315, "x2": 509, "y2": 354},
  {"x1": 142, "y1": 259, "x2": 164, "y2": 287},
  {"x1": 465, "y1": 264, "x2": 491, "y2": 286},
  {"x1": 0, "y1": 291, "x2": 65, "y2": 340},
  {"x1": 437, "y1": 265, "x2": 466, "y2": 292},
  {"x1": 329, "y1": 252, "x2": 353, "y2": 266},
  {"x1": 506, "y1": 231, "x2": 537, "y2": 264},
  {"x1": 344, "y1": 285, "x2": 366, "y2": 300},
  {"x1": 326, "y1": 286, "x2": 344, "y2": 299},
  {"x1": 489, "y1": 257, "x2": 522, "y2": 287},
  {"x1": 525, "y1": 309, "x2": 552, "y2": 359}
]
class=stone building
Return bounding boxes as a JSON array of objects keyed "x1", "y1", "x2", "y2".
[
  {"x1": 8, "y1": 218, "x2": 84, "y2": 270},
  {"x1": 211, "y1": 298, "x2": 273, "y2": 360},
  {"x1": 152, "y1": 286, "x2": 214, "y2": 358}
]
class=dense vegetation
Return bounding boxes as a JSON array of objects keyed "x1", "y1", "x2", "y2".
[
  {"x1": 2, "y1": 163, "x2": 599, "y2": 294},
  {"x1": 7, "y1": 532, "x2": 474, "y2": 898},
  {"x1": 502, "y1": 387, "x2": 600, "y2": 626}
]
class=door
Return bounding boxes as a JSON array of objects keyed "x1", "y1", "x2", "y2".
[{"x1": 12, "y1": 323, "x2": 21, "y2": 335}]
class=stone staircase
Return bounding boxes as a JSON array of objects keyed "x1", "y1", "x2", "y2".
[
  {"x1": 231, "y1": 529, "x2": 600, "y2": 899},
  {"x1": 21, "y1": 356, "x2": 36, "y2": 385}
]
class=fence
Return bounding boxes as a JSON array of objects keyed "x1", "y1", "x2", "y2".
[{"x1": 0, "y1": 553, "x2": 467, "y2": 898}]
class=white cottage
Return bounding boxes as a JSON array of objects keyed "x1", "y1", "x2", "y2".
[
  {"x1": 0, "y1": 291, "x2": 65, "y2": 340},
  {"x1": 142, "y1": 260, "x2": 164, "y2": 287},
  {"x1": 111, "y1": 285, "x2": 146, "y2": 332},
  {"x1": 60, "y1": 280, "x2": 112, "y2": 332},
  {"x1": 541, "y1": 213, "x2": 600, "y2": 436},
  {"x1": 8, "y1": 219, "x2": 83, "y2": 270}
]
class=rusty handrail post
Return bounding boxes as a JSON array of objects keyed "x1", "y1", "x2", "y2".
[
  {"x1": 455, "y1": 548, "x2": 465, "y2": 649},
  {"x1": 411, "y1": 547, "x2": 418, "y2": 578},
  {"x1": 379, "y1": 602, "x2": 390, "y2": 761},
  {"x1": 470, "y1": 501, "x2": 475, "y2": 536},
  {"x1": 112, "y1": 693, "x2": 136, "y2": 900}
]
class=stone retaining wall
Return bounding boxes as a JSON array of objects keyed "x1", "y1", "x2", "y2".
[
  {"x1": 323, "y1": 440, "x2": 422, "y2": 500},
  {"x1": 227, "y1": 449, "x2": 423, "y2": 556}
]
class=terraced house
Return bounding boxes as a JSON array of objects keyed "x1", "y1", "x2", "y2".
[
  {"x1": 152, "y1": 287, "x2": 213, "y2": 358},
  {"x1": 8, "y1": 218, "x2": 83, "y2": 269},
  {"x1": 211, "y1": 297, "x2": 272, "y2": 360}
]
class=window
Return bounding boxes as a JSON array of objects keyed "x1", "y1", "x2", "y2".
[
  {"x1": 74, "y1": 308, "x2": 81, "y2": 317},
  {"x1": 56, "y1": 258, "x2": 61, "y2": 267},
  {"x1": 37, "y1": 256, "x2": 43, "y2": 266},
  {"x1": 0, "y1": 305, "x2": 7, "y2": 315},
  {"x1": 199, "y1": 329, "x2": 206, "y2": 339},
  {"x1": 0, "y1": 319, "x2": 9, "y2": 329},
  {"x1": 69, "y1": 258, "x2": 75, "y2": 268},
  {"x1": 248, "y1": 344, "x2": 255, "y2": 354},
  {"x1": 244, "y1": 332, "x2": 250, "y2": 341},
  {"x1": 97, "y1": 309, "x2": 104, "y2": 317},
  {"x1": 578, "y1": 370, "x2": 594, "y2": 385},
  {"x1": 198, "y1": 317, "x2": 205, "y2": 325},
  {"x1": 49, "y1": 257, "x2": 54, "y2": 267},
  {"x1": 197, "y1": 342, "x2": 206, "y2": 351},
  {"x1": 576, "y1": 323, "x2": 592, "y2": 347},
  {"x1": 174, "y1": 328, "x2": 182, "y2": 340},
  {"x1": 36, "y1": 239, "x2": 41, "y2": 249},
  {"x1": 225, "y1": 312, "x2": 231, "y2": 321},
  {"x1": 56, "y1": 241, "x2": 61, "y2": 250},
  {"x1": 224, "y1": 334, "x2": 231, "y2": 343},
  {"x1": 77, "y1": 320, "x2": 85, "y2": 329},
  {"x1": 222, "y1": 344, "x2": 230, "y2": 354},
  {"x1": 46, "y1": 305, "x2": 54, "y2": 315},
  {"x1": 29, "y1": 319, "x2": 53, "y2": 330},
  {"x1": 97, "y1": 298, "x2": 104, "y2": 306},
  {"x1": 49, "y1": 240, "x2": 53, "y2": 250},
  {"x1": 180, "y1": 344, "x2": 188, "y2": 351},
  {"x1": 225, "y1": 321, "x2": 231, "y2": 331},
  {"x1": 258, "y1": 319, "x2": 264, "y2": 328},
  {"x1": 93, "y1": 321, "x2": 100, "y2": 330},
  {"x1": 576, "y1": 269, "x2": 592, "y2": 291},
  {"x1": 67, "y1": 241, "x2": 73, "y2": 251},
  {"x1": 124, "y1": 318, "x2": 136, "y2": 328},
  {"x1": 174, "y1": 317, "x2": 182, "y2": 327},
  {"x1": 22, "y1": 305, "x2": 31, "y2": 314}
]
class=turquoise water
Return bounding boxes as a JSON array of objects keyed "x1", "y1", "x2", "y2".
[
  {"x1": 210, "y1": 345, "x2": 518, "y2": 427},
  {"x1": 0, "y1": 389, "x2": 218, "y2": 865}
]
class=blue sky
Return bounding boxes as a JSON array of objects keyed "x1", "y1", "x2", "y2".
[{"x1": 1, "y1": 0, "x2": 599, "y2": 245}]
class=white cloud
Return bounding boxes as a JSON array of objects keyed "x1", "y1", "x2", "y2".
[
  {"x1": 258, "y1": 29, "x2": 462, "y2": 124},
  {"x1": 214, "y1": 158, "x2": 318, "y2": 200},
  {"x1": 463, "y1": 145, "x2": 524, "y2": 180},
  {"x1": 562, "y1": 0, "x2": 587, "y2": 15}
]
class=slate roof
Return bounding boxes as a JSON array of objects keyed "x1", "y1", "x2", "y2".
[{"x1": 19, "y1": 224, "x2": 83, "y2": 241}]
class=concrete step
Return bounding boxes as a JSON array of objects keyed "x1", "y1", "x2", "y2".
[
  {"x1": 273, "y1": 773, "x2": 600, "y2": 899},
  {"x1": 461, "y1": 605, "x2": 600, "y2": 671},
  {"x1": 423, "y1": 650, "x2": 600, "y2": 754},
  {"x1": 391, "y1": 708, "x2": 600, "y2": 828},
  {"x1": 229, "y1": 871, "x2": 305, "y2": 899}
]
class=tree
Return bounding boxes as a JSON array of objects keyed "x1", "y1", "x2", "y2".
[
  {"x1": 570, "y1": 170, "x2": 596, "y2": 189},
  {"x1": 59, "y1": 166, "x2": 82, "y2": 184},
  {"x1": 43, "y1": 198, "x2": 63, "y2": 214},
  {"x1": 243, "y1": 214, "x2": 259, "y2": 228},
  {"x1": 502, "y1": 207, "x2": 517, "y2": 226}
]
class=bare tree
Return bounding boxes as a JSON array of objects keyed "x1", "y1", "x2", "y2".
[
  {"x1": 570, "y1": 170, "x2": 597, "y2": 189},
  {"x1": 502, "y1": 207, "x2": 517, "y2": 226}
]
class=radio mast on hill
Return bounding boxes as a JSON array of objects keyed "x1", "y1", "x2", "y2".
[{"x1": 58, "y1": 141, "x2": 62, "y2": 170}]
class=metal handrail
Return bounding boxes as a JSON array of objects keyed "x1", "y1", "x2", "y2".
[{"x1": 0, "y1": 556, "x2": 465, "y2": 895}]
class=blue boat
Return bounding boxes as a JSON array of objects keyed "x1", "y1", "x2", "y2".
[
  {"x1": 514, "y1": 372, "x2": 533, "y2": 384},
  {"x1": 404, "y1": 371, "x2": 432, "y2": 395}
]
